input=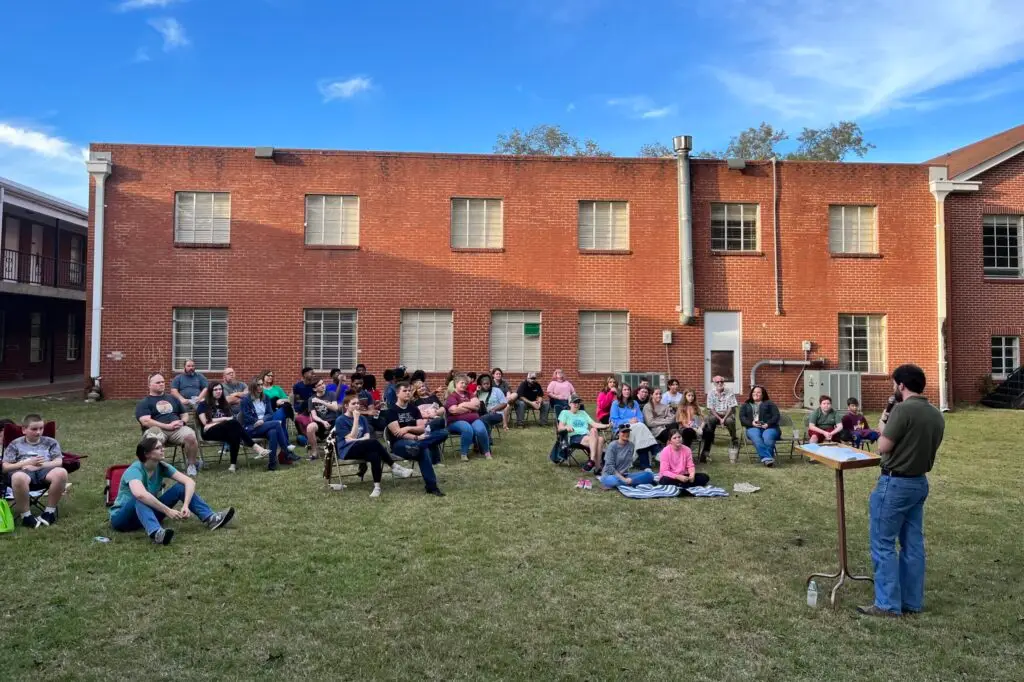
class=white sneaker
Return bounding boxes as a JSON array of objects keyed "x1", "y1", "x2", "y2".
[
  {"x1": 391, "y1": 464, "x2": 414, "y2": 479},
  {"x1": 286, "y1": 445, "x2": 297, "y2": 453},
  {"x1": 186, "y1": 464, "x2": 198, "y2": 477},
  {"x1": 369, "y1": 486, "x2": 382, "y2": 499},
  {"x1": 253, "y1": 444, "x2": 270, "y2": 457},
  {"x1": 227, "y1": 464, "x2": 237, "y2": 473}
]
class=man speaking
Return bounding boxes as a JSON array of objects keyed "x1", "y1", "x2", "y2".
[{"x1": 859, "y1": 364, "x2": 944, "y2": 618}]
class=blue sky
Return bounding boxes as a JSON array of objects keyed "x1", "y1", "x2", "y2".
[{"x1": 2, "y1": 0, "x2": 1023, "y2": 206}]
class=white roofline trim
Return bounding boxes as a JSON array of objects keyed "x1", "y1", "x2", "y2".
[
  {"x1": 0, "y1": 175, "x2": 87, "y2": 218},
  {"x1": 3, "y1": 194, "x2": 88, "y2": 228},
  {"x1": 951, "y1": 141, "x2": 1024, "y2": 181}
]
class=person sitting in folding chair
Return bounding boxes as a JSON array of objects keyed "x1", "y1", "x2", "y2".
[
  {"x1": 383, "y1": 381, "x2": 447, "y2": 497},
  {"x1": 196, "y1": 382, "x2": 270, "y2": 473},
  {"x1": 333, "y1": 394, "x2": 414, "y2": 499},
  {"x1": 557, "y1": 394, "x2": 610, "y2": 472},
  {"x1": 2, "y1": 413, "x2": 67, "y2": 528},
  {"x1": 109, "y1": 437, "x2": 234, "y2": 546}
]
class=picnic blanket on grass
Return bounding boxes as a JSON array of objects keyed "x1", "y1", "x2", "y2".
[{"x1": 617, "y1": 484, "x2": 682, "y2": 499}]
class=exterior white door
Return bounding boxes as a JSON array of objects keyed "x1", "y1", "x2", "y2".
[
  {"x1": 29, "y1": 224, "x2": 43, "y2": 284},
  {"x1": 704, "y1": 312, "x2": 742, "y2": 397},
  {"x1": 3, "y1": 217, "x2": 18, "y2": 280}
]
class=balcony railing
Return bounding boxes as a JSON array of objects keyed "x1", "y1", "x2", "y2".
[{"x1": 1, "y1": 249, "x2": 85, "y2": 291}]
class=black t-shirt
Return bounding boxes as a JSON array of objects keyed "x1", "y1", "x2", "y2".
[
  {"x1": 134, "y1": 394, "x2": 185, "y2": 425},
  {"x1": 309, "y1": 391, "x2": 337, "y2": 421},
  {"x1": 517, "y1": 380, "x2": 544, "y2": 402},
  {"x1": 384, "y1": 402, "x2": 421, "y2": 444},
  {"x1": 196, "y1": 401, "x2": 232, "y2": 422}
]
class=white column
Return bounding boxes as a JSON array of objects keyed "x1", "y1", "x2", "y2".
[
  {"x1": 86, "y1": 152, "x2": 113, "y2": 384},
  {"x1": 932, "y1": 189, "x2": 950, "y2": 412}
]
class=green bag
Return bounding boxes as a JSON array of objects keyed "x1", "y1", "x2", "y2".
[{"x1": 0, "y1": 499, "x2": 14, "y2": 533}]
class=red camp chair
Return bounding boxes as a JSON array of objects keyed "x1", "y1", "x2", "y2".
[
  {"x1": 104, "y1": 465, "x2": 131, "y2": 507},
  {"x1": 2, "y1": 421, "x2": 84, "y2": 512}
]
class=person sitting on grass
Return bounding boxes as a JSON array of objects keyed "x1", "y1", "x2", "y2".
[
  {"x1": 135, "y1": 372, "x2": 201, "y2": 477},
  {"x1": 656, "y1": 429, "x2": 710, "y2": 490},
  {"x1": 240, "y1": 378, "x2": 297, "y2": 470},
  {"x1": 739, "y1": 385, "x2": 781, "y2": 467},
  {"x1": 841, "y1": 397, "x2": 879, "y2": 448},
  {"x1": 807, "y1": 395, "x2": 843, "y2": 444},
  {"x1": 196, "y1": 383, "x2": 270, "y2": 473},
  {"x1": 109, "y1": 437, "x2": 234, "y2": 545},
  {"x1": 333, "y1": 394, "x2": 413, "y2": 498},
  {"x1": 445, "y1": 374, "x2": 493, "y2": 461},
  {"x1": 475, "y1": 374, "x2": 509, "y2": 432},
  {"x1": 643, "y1": 388, "x2": 677, "y2": 444},
  {"x1": 2, "y1": 413, "x2": 67, "y2": 528},
  {"x1": 557, "y1": 394, "x2": 610, "y2": 472},
  {"x1": 305, "y1": 378, "x2": 339, "y2": 460},
  {"x1": 599, "y1": 424, "x2": 656, "y2": 490},
  {"x1": 384, "y1": 381, "x2": 447, "y2": 496}
]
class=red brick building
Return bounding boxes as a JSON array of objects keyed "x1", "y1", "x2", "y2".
[{"x1": 84, "y1": 126, "x2": 1024, "y2": 407}]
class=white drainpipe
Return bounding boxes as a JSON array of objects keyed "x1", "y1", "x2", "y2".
[
  {"x1": 86, "y1": 152, "x2": 113, "y2": 384},
  {"x1": 674, "y1": 135, "x2": 695, "y2": 324}
]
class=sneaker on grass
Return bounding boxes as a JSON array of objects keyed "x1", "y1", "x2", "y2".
[
  {"x1": 151, "y1": 528, "x2": 174, "y2": 545},
  {"x1": 186, "y1": 464, "x2": 198, "y2": 477},
  {"x1": 391, "y1": 464, "x2": 414, "y2": 478},
  {"x1": 21, "y1": 514, "x2": 46, "y2": 529},
  {"x1": 40, "y1": 509, "x2": 58, "y2": 526},
  {"x1": 205, "y1": 507, "x2": 235, "y2": 531}
]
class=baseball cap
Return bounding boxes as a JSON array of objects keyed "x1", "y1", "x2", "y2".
[
  {"x1": 617, "y1": 423, "x2": 631, "y2": 433},
  {"x1": 527, "y1": 372, "x2": 537, "y2": 380},
  {"x1": 569, "y1": 393, "x2": 583, "y2": 404}
]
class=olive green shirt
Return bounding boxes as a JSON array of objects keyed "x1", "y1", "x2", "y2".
[
  {"x1": 881, "y1": 396, "x2": 944, "y2": 476},
  {"x1": 807, "y1": 407, "x2": 839, "y2": 431}
]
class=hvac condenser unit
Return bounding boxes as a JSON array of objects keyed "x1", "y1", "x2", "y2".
[
  {"x1": 803, "y1": 371, "x2": 862, "y2": 410},
  {"x1": 616, "y1": 373, "x2": 668, "y2": 391}
]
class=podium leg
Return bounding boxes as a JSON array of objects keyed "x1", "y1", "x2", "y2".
[{"x1": 806, "y1": 469, "x2": 874, "y2": 607}]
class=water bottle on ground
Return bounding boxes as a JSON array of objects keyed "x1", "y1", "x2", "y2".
[{"x1": 807, "y1": 580, "x2": 819, "y2": 608}]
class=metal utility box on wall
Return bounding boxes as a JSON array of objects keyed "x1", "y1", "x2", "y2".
[
  {"x1": 804, "y1": 371, "x2": 861, "y2": 410},
  {"x1": 616, "y1": 372, "x2": 668, "y2": 391}
]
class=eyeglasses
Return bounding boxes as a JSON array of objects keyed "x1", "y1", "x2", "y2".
[{"x1": 714, "y1": 380, "x2": 725, "y2": 384}]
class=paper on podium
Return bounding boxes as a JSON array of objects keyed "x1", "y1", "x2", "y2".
[{"x1": 799, "y1": 443, "x2": 874, "y2": 462}]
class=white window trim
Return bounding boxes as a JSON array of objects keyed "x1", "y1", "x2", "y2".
[
  {"x1": 66, "y1": 313, "x2": 79, "y2": 361},
  {"x1": 711, "y1": 202, "x2": 759, "y2": 252},
  {"x1": 400, "y1": 310, "x2": 454, "y2": 372},
  {"x1": 174, "y1": 191, "x2": 231, "y2": 245},
  {"x1": 829, "y1": 205, "x2": 878, "y2": 255},
  {"x1": 490, "y1": 310, "x2": 542, "y2": 373},
  {"x1": 303, "y1": 309, "x2": 359, "y2": 372},
  {"x1": 69, "y1": 235, "x2": 83, "y2": 286},
  {"x1": 838, "y1": 314, "x2": 887, "y2": 375},
  {"x1": 991, "y1": 336, "x2": 1020, "y2": 380},
  {"x1": 450, "y1": 198, "x2": 504, "y2": 249},
  {"x1": 982, "y1": 215, "x2": 1024, "y2": 279},
  {"x1": 578, "y1": 311, "x2": 630, "y2": 374},
  {"x1": 578, "y1": 200, "x2": 630, "y2": 251},
  {"x1": 172, "y1": 308, "x2": 229, "y2": 372},
  {"x1": 304, "y1": 194, "x2": 360, "y2": 247}
]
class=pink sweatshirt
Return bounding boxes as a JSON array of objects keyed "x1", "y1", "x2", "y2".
[
  {"x1": 596, "y1": 390, "x2": 616, "y2": 420},
  {"x1": 546, "y1": 379, "x2": 575, "y2": 401},
  {"x1": 658, "y1": 444, "x2": 695, "y2": 480}
]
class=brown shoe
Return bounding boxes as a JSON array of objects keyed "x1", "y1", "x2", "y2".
[{"x1": 856, "y1": 604, "x2": 901, "y2": 618}]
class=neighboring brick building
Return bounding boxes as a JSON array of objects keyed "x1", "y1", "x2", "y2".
[{"x1": 83, "y1": 127, "x2": 1024, "y2": 406}]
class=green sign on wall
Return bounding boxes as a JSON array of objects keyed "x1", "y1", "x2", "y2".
[{"x1": 524, "y1": 322, "x2": 541, "y2": 337}]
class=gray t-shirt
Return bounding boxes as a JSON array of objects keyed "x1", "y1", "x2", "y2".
[
  {"x1": 222, "y1": 380, "x2": 246, "y2": 396},
  {"x1": 603, "y1": 439, "x2": 635, "y2": 477},
  {"x1": 3, "y1": 436, "x2": 63, "y2": 464},
  {"x1": 171, "y1": 372, "x2": 208, "y2": 399}
]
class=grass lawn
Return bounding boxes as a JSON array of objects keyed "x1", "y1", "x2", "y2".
[{"x1": 1, "y1": 398, "x2": 1022, "y2": 681}]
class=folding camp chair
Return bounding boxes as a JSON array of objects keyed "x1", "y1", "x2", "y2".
[
  {"x1": 2, "y1": 421, "x2": 82, "y2": 511},
  {"x1": 321, "y1": 427, "x2": 402, "y2": 490},
  {"x1": 740, "y1": 413, "x2": 800, "y2": 463},
  {"x1": 550, "y1": 432, "x2": 592, "y2": 469},
  {"x1": 104, "y1": 464, "x2": 131, "y2": 506}
]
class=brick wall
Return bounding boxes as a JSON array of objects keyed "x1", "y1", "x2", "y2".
[
  {"x1": 947, "y1": 153, "x2": 1024, "y2": 403},
  {"x1": 87, "y1": 144, "x2": 939, "y2": 408}
]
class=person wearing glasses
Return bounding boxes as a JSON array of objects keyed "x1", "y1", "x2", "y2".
[{"x1": 704, "y1": 375, "x2": 739, "y2": 460}]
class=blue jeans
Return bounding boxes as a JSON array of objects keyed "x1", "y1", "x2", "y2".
[
  {"x1": 110, "y1": 483, "x2": 213, "y2": 536},
  {"x1": 745, "y1": 427, "x2": 780, "y2": 461},
  {"x1": 869, "y1": 474, "x2": 929, "y2": 614},
  {"x1": 391, "y1": 431, "x2": 448, "y2": 491},
  {"x1": 599, "y1": 470, "x2": 656, "y2": 489},
  {"x1": 447, "y1": 419, "x2": 491, "y2": 455},
  {"x1": 247, "y1": 420, "x2": 287, "y2": 465}
]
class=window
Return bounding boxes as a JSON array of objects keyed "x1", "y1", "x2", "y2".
[
  {"x1": 69, "y1": 235, "x2": 83, "y2": 285},
  {"x1": 305, "y1": 195, "x2": 359, "y2": 246},
  {"x1": 172, "y1": 308, "x2": 228, "y2": 371},
  {"x1": 983, "y1": 215, "x2": 1023, "y2": 278},
  {"x1": 451, "y1": 198, "x2": 503, "y2": 249},
  {"x1": 711, "y1": 203, "x2": 758, "y2": 251},
  {"x1": 400, "y1": 310, "x2": 453, "y2": 371},
  {"x1": 829, "y1": 205, "x2": 877, "y2": 254},
  {"x1": 174, "y1": 192, "x2": 231, "y2": 244},
  {"x1": 66, "y1": 313, "x2": 80, "y2": 361},
  {"x1": 838, "y1": 315, "x2": 886, "y2": 374},
  {"x1": 578, "y1": 311, "x2": 629, "y2": 373},
  {"x1": 991, "y1": 336, "x2": 1020, "y2": 378},
  {"x1": 578, "y1": 201, "x2": 629, "y2": 251},
  {"x1": 303, "y1": 309, "x2": 358, "y2": 371},
  {"x1": 490, "y1": 311, "x2": 541, "y2": 372},
  {"x1": 30, "y1": 312, "x2": 44, "y2": 363}
]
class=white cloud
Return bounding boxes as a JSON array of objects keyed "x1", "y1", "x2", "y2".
[
  {"x1": 148, "y1": 17, "x2": 189, "y2": 51},
  {"x1": 566, "y1": 102, "x2": 576, "y2": 112},
  {"x1": 318, "y1": 77, "x2": 373, "y2": 102},
  {"x1": 133, "y1": 47, "x2": 151, "y2": 63},
  {"x1": 0, "y1": 122, "x2": 87, "y2": 205},
  {"x1": 118, "y1": 0, "x2": 183, "y2": 10},
  {"x1": 711, "y1": 0, "x2": 1024, "y2": 121},
  {"x1": 608, "y1": 96, "x2": 676, "y2": 120}
]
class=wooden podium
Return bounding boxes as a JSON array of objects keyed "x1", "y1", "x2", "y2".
[{"x1": 797, "y1": 442, "x2": 881, "y2": 607}]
